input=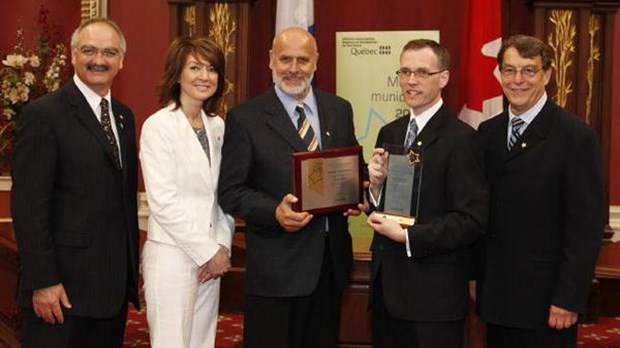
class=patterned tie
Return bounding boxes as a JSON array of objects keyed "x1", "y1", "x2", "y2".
[
  {"x1": 404, "y1": 118, "x2": 418, "y2": 151},
  {"x1": 296, "y1": 104, "x2": 319, "y2": 151},
  {"x1": 100, "y1": 98, "x2": 121, "y2": 169},
  {"x1": 508, "y1": 117, "x2": 525, "y2": 150}
]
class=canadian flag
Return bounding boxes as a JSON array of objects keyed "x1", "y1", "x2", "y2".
[{"x1": 458, "y1": 0, "x2": 503, "y2": 129}]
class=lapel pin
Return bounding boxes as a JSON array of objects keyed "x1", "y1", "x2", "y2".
[
  {"x1": 521, "y1": 142, "x2": 527, "y2": 148},
  {"x1": 326, "y1": 131, "x2": 331, "y2": 137},
  {"x1": 417, "y1": 141, "x2": 422, "y2": 146}
]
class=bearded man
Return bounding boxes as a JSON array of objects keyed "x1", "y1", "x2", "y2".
[{"x1": 218, "y1": 27, "x2": 365, "y2": 348}]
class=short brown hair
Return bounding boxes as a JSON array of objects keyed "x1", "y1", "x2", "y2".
[
  {"x1": 498, "y1": 35, "x2": 553, "y2": 70},
  {"x1": 401, "y1": 39, "x2": 450, "y2": 71},
  {"x1": 157, "y1": 36, "x2": 226, "y2": 115}
]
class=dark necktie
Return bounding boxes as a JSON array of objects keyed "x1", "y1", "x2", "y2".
[
  {"x1": 404, "y1": 118, "x2": 418, "y2": 151},
  {"x1": 100, "y1": 98, "x2": 121, "y2": 169},
  {"x1": 508, "y1": 117, "x2": 525, "y2": 150},
  {"x1": 296, "y1": 104, "x2": 319, "y2": 151}
]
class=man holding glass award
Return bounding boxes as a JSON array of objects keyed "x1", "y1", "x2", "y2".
[{"x1": 366, "y1": 39, "x2": 488, "y2": 348}]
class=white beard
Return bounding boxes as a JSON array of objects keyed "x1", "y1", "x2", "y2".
[{"x1": 272, "y1": 71, "x2": 314, "y2": 98}]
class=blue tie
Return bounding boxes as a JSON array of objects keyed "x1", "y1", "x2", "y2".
[
  {"x1": 508, "y1": 117, "x2": 525, "y2": 150},
  {"x1": 404, "y1": 118, "x2": 418, "y2": 151}
]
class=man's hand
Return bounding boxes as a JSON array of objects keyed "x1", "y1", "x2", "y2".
[
  {"x1": 276, "y1": 194, "x2": 313, "y2": 232},
  {"x1": 367, "y1": 212, "x2": 406, "y2": 243},
  {"x1": 32, "y1": 283, "x2": 72, "y2": 324},
  {"x1": 344, "y1": 181, "x2": 370, "y2": 216},
  {"x1": 368, "y1": 148, "x2": 389, "y2": 198},
  {"x1": 199, "y1": 245, "x2": 231, "y2": 282},
  {"x1": 548, "y1": 305, "x2": 578, "y2": 330}
]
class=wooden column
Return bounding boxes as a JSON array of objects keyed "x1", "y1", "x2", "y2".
[
  {"x1": 338, "y1": 253, "x2": 372, "y2": 348},
  {"x1": 168, "y1": 0, "x2": 253, "y2": 114},
  {"x1": 532, "y1": 1, "x2": 618, "y2": 240},
  {"x1": 0, "y1": 220, "x2": 19, "y2": 348}
]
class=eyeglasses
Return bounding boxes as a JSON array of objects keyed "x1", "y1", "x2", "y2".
[
  {"x1": 500, "y1": 65, "x2": 543, "y2": 78},
  {"x1": 79, "y1": 45, "x2": 121, "y2": 58},
  {"x1": 396, "y1": 68, "x2": 445, "y2": 79}
]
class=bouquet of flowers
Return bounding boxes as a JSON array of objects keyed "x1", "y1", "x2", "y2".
[{"x1": 0, "y1": 6, "x2": 68, "y2": 172}]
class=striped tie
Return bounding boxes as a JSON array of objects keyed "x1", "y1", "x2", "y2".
[
  {"x1": 404, "y1": 118, "x2": 418, "y2": 151},
  {"x1": 508, "y1": 117, "x2": 525, "y2": 150},
  {"x1": 296, "y1": 104, "x2": 319, "y2": 151}
]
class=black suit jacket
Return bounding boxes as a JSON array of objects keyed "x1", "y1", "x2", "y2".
[
  {"x1": 370, "y1": 104, "x2": 487, "y2": 321},
  {"x1": 218, "y1": 87, "x2": 359, "y2": 297},
  {"x1": 477, "y1": 100, "x2": 605, "y2": 329},
  {"x1": 11, "y1": 80, "x2": 140, "y2": 318}
]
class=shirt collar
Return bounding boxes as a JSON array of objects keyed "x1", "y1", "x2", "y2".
[
  {"x1": 508, "y1": 93, "x2": 547, "y2": 125},
  {"x1": 73, "y1": 74, "x2": 112, "y2": 115},
  {"x1": 274, "y1": 84, "x2": 318, "y2": 120},
  {"x1": 409, "y1": 98, "x2": 443, "y2": 133}
]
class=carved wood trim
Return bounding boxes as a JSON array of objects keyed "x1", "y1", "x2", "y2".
[
  {"x1": 533, "y1": 2, "x2": 619, "y2": 232},
  {"x1": 79, "y1": 0, "x2": 108, "y2": 21},
  {"x1": 168, "y1": 1, "x2": 251, "y2": 112}
]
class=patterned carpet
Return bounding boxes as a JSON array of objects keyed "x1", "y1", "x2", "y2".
[
  {"x1": 123, "y1": 305, "x2": 620, "y2": 348},
  {"x1": 579, "y1": 317, "x2": 620, "y2": 347},
  {"x1": 123, "y1": 305, "x2": 243, "y2": 348}
]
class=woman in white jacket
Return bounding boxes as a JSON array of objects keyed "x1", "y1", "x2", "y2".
[{"x1": 140, "y1": 36, "x2": 234, "y2": 348}]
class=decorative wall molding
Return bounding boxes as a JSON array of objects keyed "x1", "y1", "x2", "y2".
[
  {"x1": 80, "y1": 0, "x2": 108, "y2": 21},
  {"x1": 168, "y1": 0, "x2": 251, "y2": 113},
  {"x1": 547, "y1": 9, "x2": 575, "y2": 108},
  {"x1": 610, "y1": 205, "x2": 620, "y2": 242},
  {"x1": 0, "y1": 177, "x2": 11, "y2": 192}
]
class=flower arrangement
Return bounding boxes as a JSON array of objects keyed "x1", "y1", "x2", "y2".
[{"x1": 0, "y1": 6, "x2": 68, "y2": 172}]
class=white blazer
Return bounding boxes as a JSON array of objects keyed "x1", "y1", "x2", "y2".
[{"x1": 140, "y1": 104, "x2": 234, "y2": 266}]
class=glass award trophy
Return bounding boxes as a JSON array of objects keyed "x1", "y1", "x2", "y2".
[{"x1": 375, "y1": 144, "x2": 423, "y2": 226}]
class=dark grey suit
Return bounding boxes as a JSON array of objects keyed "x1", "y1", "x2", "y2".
[
  {"x1": 11, "y1": 80, "x2": 139, "y2": 345},
  {"x1": 218, "y1": 86, "x2": 359, "y2": 347},
  {"x1": 478, "y1": 100, "x2": 605, "y2": 332}
]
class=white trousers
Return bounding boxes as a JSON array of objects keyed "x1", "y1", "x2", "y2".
[{"x1": 142, "y1": 239, "x2": 221, "y2": 348}]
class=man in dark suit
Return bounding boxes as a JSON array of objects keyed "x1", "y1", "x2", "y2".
[
  {"x1": 218, "y1": 27, "x2": 365, "y2": 348},
  {"x1": 11, "y1": 18, "x2": 139, "y2": 348},
  {"x1": 477, "y1": 35, "x2": 605, "y2": 348},
  {"x1": 366, "y1": 39, "x2": 487, "y2": 348}
]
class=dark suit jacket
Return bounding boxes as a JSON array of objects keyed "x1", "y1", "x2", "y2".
[
  {"x1": 218, "y1": 87, "x2": 358, "y2": 297},
  {"x1": 370, "y1": 104, "x2": 487, "y2": 321},
  {"x1": 477, "y1": 100, "x2": 605, "y2": 329},
  {"x1": 11, "y1": 80, "x2": 140, "y2": 318}
]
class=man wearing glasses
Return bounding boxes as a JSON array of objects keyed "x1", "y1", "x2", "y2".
[
  {"x1": 366, "y1": 39, "x2": 487, "y2": 348},
  {"x1": 477, "y1": 35, "x2": 605, "y2": 347},
  {"x1": 11, "y1": 18, "x2": 139, "y2": 347}
]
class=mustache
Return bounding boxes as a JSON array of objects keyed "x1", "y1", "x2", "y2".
[
  {"x1": 283, "y1": 74, "x2": 304, "y2": 79},
  {"x1": 87, "y1": 64, "x2": 110, "y2": 72}
]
